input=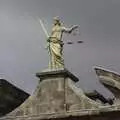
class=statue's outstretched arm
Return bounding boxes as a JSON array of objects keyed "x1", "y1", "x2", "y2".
[{"x1": 62, "y1": 25, "x2": 79, "y2": 33}]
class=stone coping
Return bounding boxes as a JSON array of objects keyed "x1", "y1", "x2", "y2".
[
  {"x1": 36, "y1": 68, "x2": 79, "y2": 82},
  {"x1": 2, "y1": 108, "x2": 120, "y2": 120}
]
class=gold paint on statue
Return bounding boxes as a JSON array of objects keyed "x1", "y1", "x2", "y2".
[{"x1": 46, "y1": 17, "x2": 79, "y2": 69}]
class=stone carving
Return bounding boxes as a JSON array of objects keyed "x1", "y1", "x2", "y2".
[{"x1": 94, "y1": 66, "x2": 120, "y2": 105}]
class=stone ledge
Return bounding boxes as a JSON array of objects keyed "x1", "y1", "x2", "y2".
[
  {"x1": 2, "y1": 109, "x2": 120, "y2": 120},
  {"x1": 36, "y1": 68, "x2": 79, "y2": 82}
]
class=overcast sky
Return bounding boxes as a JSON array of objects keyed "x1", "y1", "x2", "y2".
[{"x1": 0, "y1": 0, "x2": 120, "y2": 98}]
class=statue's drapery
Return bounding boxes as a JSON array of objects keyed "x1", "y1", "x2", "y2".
[
  {"x1": 48, "y1": 24, "x2": 64, "y2": 69},
  {"x1": 48, "y1": 37, "x2": 64, "y2": 69},
  {"x1": 46, "y1": 17, "x2": 78, "y2": 69}
]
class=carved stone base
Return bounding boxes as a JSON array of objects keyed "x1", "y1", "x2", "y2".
[{"x1": 2, "y1": 69, "x2": 101, "y2": 120}]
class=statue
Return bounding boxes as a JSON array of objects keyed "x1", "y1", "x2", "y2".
[{"x1": 39, "y1": 17, "x2": 79, "y2": 69}]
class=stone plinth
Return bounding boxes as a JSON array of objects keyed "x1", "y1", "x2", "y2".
[
  {"x1": 2, "y1": 69, "x2": 102, "y2": 120},
  {"x1": 36, "y1": 68, "x2": 79, "y2": 82}
]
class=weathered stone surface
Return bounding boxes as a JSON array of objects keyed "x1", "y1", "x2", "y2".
[
  {"x1": 2, "y1": 68, "x2": 120, "y2": 120},
  {"x1": 94, "y1": 66, "x2": 120, "y2": 105},
  {"x1": 1, "y1": 69, "x2": 102, "y2": 120},
  {"x1": 36, "y1": 68, "x2": 79, "y2": 82}
]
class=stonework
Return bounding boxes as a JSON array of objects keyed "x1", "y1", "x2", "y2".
[
  {"x1": 1, "y1": 68, "x2": 120, "y2": 120},
  {"x1": 94, "y1": 67, "x2": 120, "y2": 105}
]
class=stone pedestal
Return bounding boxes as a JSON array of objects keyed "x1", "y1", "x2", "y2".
[{"x1": 2, "y1": 69, "x2": 102, "y2": 120}]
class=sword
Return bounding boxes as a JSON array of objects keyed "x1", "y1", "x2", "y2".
[
  {"x1": 38, "y1": 18, "x2": 52, "y2": 68},
  {"x1": 38, "y1": 18, "x2": 49, "y2": 38},
  {"x1": 38, "y1": 18, "x2": 50, "y2": 49}
]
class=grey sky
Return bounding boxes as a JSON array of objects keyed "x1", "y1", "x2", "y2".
[{"x1": 0, "y1": 0, "x2": 120, "y2": 97}]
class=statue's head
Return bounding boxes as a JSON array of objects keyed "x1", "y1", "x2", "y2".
[{"x1": 53, "y1": 16, "x2": 61, "y2": 25}]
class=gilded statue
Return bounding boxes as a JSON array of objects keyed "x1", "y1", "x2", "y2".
[{"x1": 39, "y1": 17, "x2": 79, "y2": 69}]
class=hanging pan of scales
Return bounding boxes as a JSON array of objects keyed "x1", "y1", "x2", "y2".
[{"x1": 38, "y1": 18, "x2": 83, "y2": 46}]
